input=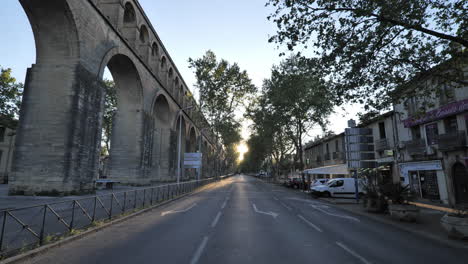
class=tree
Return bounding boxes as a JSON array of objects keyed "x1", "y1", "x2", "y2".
[
  {"x1": 267, "y1": 0, "x2": 468, "y2": 110},
  {"x1": 189, "y1": 51, "x2": 257, "y2": 170},
  {"x1": 0, "y1": 67, "x2": 23, "y2": 119},
  {"x1": 246, "y1": 55, "x2": 334, "y2": 186},
  {"x1": 101, "y1": 79, "x2": 116, "y2": 156}
]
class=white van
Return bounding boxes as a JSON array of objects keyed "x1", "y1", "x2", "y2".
[{"x1": 311, "y1": 178, "x2": 365, "y2": 198}]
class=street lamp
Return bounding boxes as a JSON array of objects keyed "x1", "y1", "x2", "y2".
[{"x1": 177, "y1": 105, "x2": 194, "y2": 184}]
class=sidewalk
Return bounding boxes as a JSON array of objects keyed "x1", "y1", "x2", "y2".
[{"x1": 318, "y1": 197, "x2": 468, "y2": 249}]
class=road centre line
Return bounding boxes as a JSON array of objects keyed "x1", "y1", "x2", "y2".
[
  {"x1": 221, "y1": 200, "x2": 227, "y2": 209},
  {"x1": 280, "y1": 202, "x2": 292, "y2": 211},
  {"x1": 211, "y1": 211, "x2": 222, "y2": 228},
  {"x1": 297, "y1": 214, "x2": 323, "y2": 232},
  {"x1": 336, "y1": 241, "x2": 372, "y2": 264},
  {"x1": 273, "y1": 196, "x2": 279, "y2": 201},
  {"x1": 190, "y1": 236, "x2": 209, "y2": 264}
]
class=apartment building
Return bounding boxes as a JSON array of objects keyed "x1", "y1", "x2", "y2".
[{"x1": 303, "y1": 133, "x2": 348, "y2": 181}]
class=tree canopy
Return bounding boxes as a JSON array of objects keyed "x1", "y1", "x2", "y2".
[
  {"x1": 0, "y1": 67, "x2": 23, "y2": 119},
  {"x1": 267, "y1": 0, "x2": 468, "y2": 110},
  {"x1": 189, "y1": 50, "x2": 257, "y2": 170},
  {"x1": 244, "y1": 55, "x2": 334, "y2": 180}
]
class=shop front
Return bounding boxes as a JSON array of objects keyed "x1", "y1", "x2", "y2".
[{"x1": 398, "y1": 160, "x2": 449, "y2": 204}]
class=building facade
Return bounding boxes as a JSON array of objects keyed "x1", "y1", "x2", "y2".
[{"x1": 303, "y1": 133, "x2": 348, "y2": 180}]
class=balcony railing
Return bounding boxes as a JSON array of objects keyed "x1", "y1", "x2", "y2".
[
  {"x1": 437, "y1": 131, "x2": 467, "y2": 152},
  {"x1": 404, "y1": 139, "x2": 426, "y2": 156},
  {"x1": 375, "y1": 138, "x2": 390, "y2": 151},
  {"x1": 324, "y1": 153, "x2": 331, "y2": 161}
]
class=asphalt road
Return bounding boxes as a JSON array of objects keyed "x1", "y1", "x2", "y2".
[{"x1": 21, "y1": 175, "x2": 468, "y2": 264}]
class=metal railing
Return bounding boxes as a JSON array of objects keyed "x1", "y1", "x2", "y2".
[{"x1": 0, "y1": 177, "x2": 223, "y2": 258}]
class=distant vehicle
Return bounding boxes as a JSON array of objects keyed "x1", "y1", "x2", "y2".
[
  {"x1": 310, "y1": 179, "x2": 329, "y2": 189},
  {"x1": 284, "y1": 178, "x2": 303, "y2": 189},
  {"x1": 311, "y1": 178, "x2": 364, "y2": 198},
  {"x1": 257, "y1": 171, "x2": 266, "y2": 177}
]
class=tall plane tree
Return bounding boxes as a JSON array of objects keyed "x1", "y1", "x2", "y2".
[
  {"x1": 267, "y1": 0, "x2": 468, "y2": 110},
  {"x1": 189, "y1": 50, "x2": 256, "y2": 171},
  {"x1": 262, "y1": 55, "x2": 333, "y2": 188},
  {"x1": 0, "y1": 67, "x2": 23, "y2": 119}
]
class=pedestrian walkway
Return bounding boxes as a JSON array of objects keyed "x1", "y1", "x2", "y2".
[{"x1": 318, "y1": 197, "x2": 468, "y2": 248}]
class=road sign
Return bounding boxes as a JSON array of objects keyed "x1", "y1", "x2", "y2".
[{"x1": 184, "y1": 152, "x2": 202, "y2": 168}]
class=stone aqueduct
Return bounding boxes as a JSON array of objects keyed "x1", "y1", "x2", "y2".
[{"x1": 9, "y1": 0, "x2": 226, "y2": 196}]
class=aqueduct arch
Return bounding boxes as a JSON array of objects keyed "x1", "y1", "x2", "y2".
[{"x1": 9, "y1": 0, "x2": 222, "y2": 195}]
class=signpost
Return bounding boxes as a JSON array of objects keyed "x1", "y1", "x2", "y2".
[
  {"x1": 345, "y1": 121, "x2": 377, "y2": 203},
  {"x1": 184, "y1": 153, "x2": 202, "y2": 180}
]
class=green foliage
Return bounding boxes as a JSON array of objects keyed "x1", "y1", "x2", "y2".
[
  {"x1": 189, "y1": 51, "x2": 257, "y2": 170},
  {"x1": 101, "y1": 79, "x2": 116, "y2": 156},
  {"x1": 267, "y1": 0, "x2": 468, "y2": 110},
  {"x1": 244, "y1": 55, "x2": 334, "y2": 177},
  {"x1": 0, "y1": 67, "x2": 23, "y2": 119}
]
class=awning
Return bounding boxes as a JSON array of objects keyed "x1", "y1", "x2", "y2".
[{"x1": 304, "y1": 164, "x2": 349, "y2": 175}]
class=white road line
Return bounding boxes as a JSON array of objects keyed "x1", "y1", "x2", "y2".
[
  {"x1": 310, "y1": 205, "x2": 360, "y2": 222},
  {"x1": 161, "y1": 203, "x2": 197, "y2": 216},
  {"x1": 297, "y1": 214, "x2": 323, "y2": 232},
  {"x1": 252, "y1": 203, "x2": 279, "y2": 219},
  {"x1": 190, "y1": 236, "x2": 209, "y2": 264},
  {"x1": 211, "y1": 212, "x2": 222, "y2": 228},
  {"x1": 273, "y1": 196, "x2": 279, "y2": 201},
  {"x1": 221, "y1": 200, "x2": 227, "y2": 209},
  {"x1": 280, "y1": 202, "x2": 292, "y2": 211},
  {"x1": 336, "y1": 241, "x2": 372, "y2": 264}
]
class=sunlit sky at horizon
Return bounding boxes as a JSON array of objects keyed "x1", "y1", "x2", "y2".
[{"x1": 0, "y1": 0, "x2": 363, "y2": 146}]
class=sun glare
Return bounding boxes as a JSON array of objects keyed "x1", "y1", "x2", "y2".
[{"x1": 237, "y1": 143, "x2": 249, "y2": 161}]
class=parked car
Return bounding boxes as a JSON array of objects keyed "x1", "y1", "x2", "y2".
[
  {"x1": 284, "y1": 178, "x2": 306, "y2": 189},
  {"x1": 311, "y1": 178, "x2": 365, "y2": 198},
  {"x1": 310, "y1": 179, "x2": 329, "y2": 189}
]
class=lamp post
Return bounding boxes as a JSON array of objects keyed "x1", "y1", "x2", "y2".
[{"x1": 177, "y1": 106, "x2": 194, "y2": 184}]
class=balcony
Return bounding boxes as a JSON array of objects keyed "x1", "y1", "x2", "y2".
[
  {"x1": 404, "y1": 139, "x2": 426, "y2": 156},
  {"x1": 324, "y1": 153, "x2": 331, "y2": 161},
  {"x1": 375, "y1": 138, "x2": 390, "y2": 151},
  {"x1": 437, "y1": 131, "x2": 467, "y2": 152},
  {"x1": 332, "y1": 151, "x2": 344, "y2": 160}
]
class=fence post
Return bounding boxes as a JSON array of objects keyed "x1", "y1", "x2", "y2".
[
  {"x1": 109, "y1": 194, "x2": 113, "y2": 220},
  {"x1": 134, "y1": 190, "x2": 137, "y2": 209},
  {"x1": 150, "y1": 188, "x2": 154, "y2": 205},
  {"x1": 39, "y1": 205, "x2": 47, "y2": 245},
  {"x1": 143, "y1": 189, "x2": 146, "y2": 207},
  {"x1": 0, "y1": 211, "x2": 7, "y2": 251},
  {"x1": 70, "y1": 200, "x2": 76, "y2": 231},
  {"x1": 92, "y1": 196, "x2": 97, "y2": 222},
  {"x1": 123, "y1": 192, "x2": 127, "y2": 213}
]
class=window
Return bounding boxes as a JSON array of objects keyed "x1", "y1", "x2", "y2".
[
  {"x1": 378, "y1": 122, "x2": 386, "y2": 139},
  {"x1": 123, "y1": 3, "x2": 136, "y2": 24},
  {"x1": 330, "y1": 180, "x2": 344, "y2": 187},
  {"x1": 444, "y1": 116, "x2": 458, "y2": 134},
  {"x1": 0, "y1": 150, "x2": 2, "y2": 166},
  {"x1": 335, "y1": 140, "x2": 339, "y2": 152},
  {"x1": 326, "y1": 143, "x2": 329, "y2": 153},
  {"x1": 411, "y1": 126, "x2": 421, "y2": 139},
  {"x1": 139, "y1": 25, "x2": 148, "y2": 43},
  {"x1": 425, "y1": 123, "x2": 439, "y2": 145},
  {"x1": 0, "y1": 127, "x2": 5, "y2": 142}
]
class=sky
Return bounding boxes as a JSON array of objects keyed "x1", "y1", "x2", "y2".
[{"x1": 0, "y1": 0, "x2": 362, "y2": 144}]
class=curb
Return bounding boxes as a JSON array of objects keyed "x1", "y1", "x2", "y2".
[
  {"x1": 321, "y1": 199, "x2": 468, "y2": 250},
  {"x1": 0, "y1": 182, "x2": 217, "y2": 264}
]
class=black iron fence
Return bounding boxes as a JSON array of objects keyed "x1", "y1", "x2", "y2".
[{"x1": 0, "y1": 177, "x2": 223, "y2": 258}]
